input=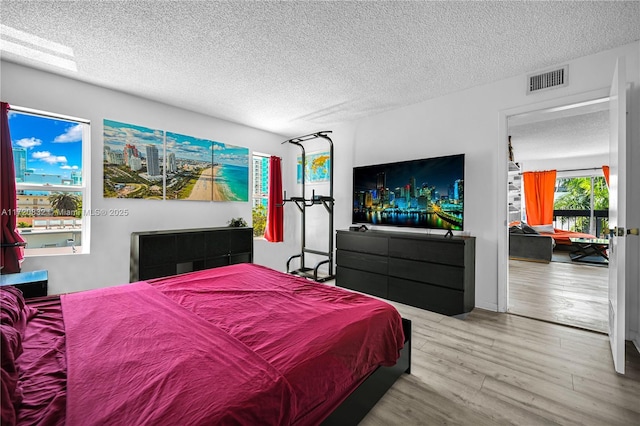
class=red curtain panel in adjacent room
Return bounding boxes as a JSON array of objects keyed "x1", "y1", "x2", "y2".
[
  {"x1": 602, "y1": 165, "x2": 610, "y2": 187},
  {"x1": 522, "y1": 169, "x2": 557, "y2": 226}
]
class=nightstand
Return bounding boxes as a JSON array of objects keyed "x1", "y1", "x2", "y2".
[{"x1": 0, "y1": 270, "x2": 48, "y2": 298}]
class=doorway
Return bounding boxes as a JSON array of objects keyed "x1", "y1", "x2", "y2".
[{"x1": 505, "y1": 95, "x2": 610, "y2": 333}]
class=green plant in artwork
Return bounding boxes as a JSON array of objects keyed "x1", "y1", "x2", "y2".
[{"x1": 252, "y1": 205, "x2": 267, "y2": 237}]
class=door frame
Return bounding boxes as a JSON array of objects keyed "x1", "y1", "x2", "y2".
[{"x1": 497, "y1": 87, "x2": 612, "y2": 312}]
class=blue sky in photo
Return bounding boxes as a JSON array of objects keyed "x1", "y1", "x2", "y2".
[
  {"x1": 9, "y1": 111, "x2": 83, "y2": 177},
  {"x1": 103, "y1": 119, "x2": 164, "y2": 154},
  {"x1": 213, "y1": 141, "x2": 249, "y2": 167},
  {"x1": 166, "y1": 131, "x2": 213, "y2": 163}
]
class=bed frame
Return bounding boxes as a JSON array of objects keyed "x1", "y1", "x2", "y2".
[{"x1": 323, "y1": 318, "x2": 412, "y2": 425}]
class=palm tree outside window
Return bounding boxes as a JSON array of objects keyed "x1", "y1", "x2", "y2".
[
  {"x1": 554, "y1": 176, "x2": 608, "y2": 237},
  {"x1": 8, "y1": 105, "x2": 90, "y2": 254}
]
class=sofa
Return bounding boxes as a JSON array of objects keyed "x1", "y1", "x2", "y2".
[{"x1": 509, "y1": 225, "x2": 554, "y2": 263}]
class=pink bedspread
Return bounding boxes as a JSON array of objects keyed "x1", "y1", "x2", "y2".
[
  {"x1": 61, "y1": 281, "x2": 296, "y2": 425},
  {"x1": 15, "y1": 297, "x2": 66, "y2": 426},
  {"x1": 35, "y1": 264, "x2": 404, "y2": 425},
  {"x1": 148, "y1": 263, "x2": 405, "y2": 424}
]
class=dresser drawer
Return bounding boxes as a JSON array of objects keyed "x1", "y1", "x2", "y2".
[
  {"x1": 337, "y1": 250, "x2": 388, "y2": 275},
  {"x1": 389, "y1": 238, "x2": 465, "y2": 267},
  {"x1": 337, "y1": 266, "x2": 387, "y2": 299},
  {"x1": 388, "y1": 277, "x2": 465, "y2": 316},
  {"x1": 337, "y1": 232, "x2": 388, "y2": 256},
  {"x1": 388, "y1": 257, "x2": 464, "y2": 290}
]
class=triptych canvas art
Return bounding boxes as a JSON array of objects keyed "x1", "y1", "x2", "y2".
[{"x1": 103, "y1": 119, "x2": 249, "y2": 202}]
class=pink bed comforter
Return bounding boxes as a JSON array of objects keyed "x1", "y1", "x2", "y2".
[
  {"x1": 149, "y1": 263, "x2": 405, "y2": 424},
  {"x1": 61, "y1": 281, "x2": 296, "y2": 425},
  {"x1": 52, "y1": 263, "x2": 404, "y2": 425}
]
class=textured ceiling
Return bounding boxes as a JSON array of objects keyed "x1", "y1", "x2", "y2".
[
  {"x1": 1, "y1": 1, "x2": 639, "y2": 138},
  {"x1": 509, "y1": 108, "x2": 610, "y2": 168}
]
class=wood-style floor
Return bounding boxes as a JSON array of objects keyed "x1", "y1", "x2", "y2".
[
  {"x1": 358, "y1": 302, "x2": 640, "y2": 426},
  {"x1": 508, "y1": 255, "x2": 608, "y2": 333}
]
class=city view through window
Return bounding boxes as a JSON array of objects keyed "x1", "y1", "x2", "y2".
[
  {"x1": 252, "y1": 155, "x2": 269, "y2": 237},
  {"x1": 7, "y1": 107, "x2": 88, "y2": 255}
]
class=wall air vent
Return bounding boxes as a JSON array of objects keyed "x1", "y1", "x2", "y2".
[{"x1": 527, "y1": 65, "x2": 568, "y2": 94}]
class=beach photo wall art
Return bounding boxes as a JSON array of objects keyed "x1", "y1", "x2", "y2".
[
  {"x1": 103, "y1": 119, "x2": 249, "y2": 202},
  {"x1": 165, "y1": 131, "x2": 215, "y2": 201},
  {"x1": 212, "y1": 142, "x2": 249, "y2": 202},
  {"x1": 103, "y1": 120, "x2": 165, "y2": 200}
]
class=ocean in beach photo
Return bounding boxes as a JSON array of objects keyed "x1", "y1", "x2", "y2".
[{"x1": 214, "y1": 163, "x2": 248, "y2": 201}]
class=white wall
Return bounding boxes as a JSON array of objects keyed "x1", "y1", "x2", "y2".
[
  {"x1": 1, "y1": 61, "x2": 298, "y2": 294},
  {"x1": 340, "y1": 40, "x2": 640, "y2": 340}
]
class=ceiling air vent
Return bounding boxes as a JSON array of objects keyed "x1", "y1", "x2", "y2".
[{"x1": 527, "y1": 65, "x2": 568, "y2": 94}]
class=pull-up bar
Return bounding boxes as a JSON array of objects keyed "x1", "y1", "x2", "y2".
[
  {"x1": 281, "y1": 130, "x2": 332, "y2": 145},
  {"x1": 280, "y1": 130, "x2": 335, "y2": 282}
]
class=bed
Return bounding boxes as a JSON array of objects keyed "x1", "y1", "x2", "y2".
[{"x1": 1, "y1": 263, "x2": 409, "y2": 425}]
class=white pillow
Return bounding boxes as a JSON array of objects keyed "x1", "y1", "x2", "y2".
[{"x1": 531, "y1": 224, "x2": 555, "y2": 233}]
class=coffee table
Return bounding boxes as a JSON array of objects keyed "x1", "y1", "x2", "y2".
[{"x1": 569, "y1": 237, "x2": 609, "y2": 262}]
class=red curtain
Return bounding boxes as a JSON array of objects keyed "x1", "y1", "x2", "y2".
[
  {"x1": 602, "y1": 165, "x2": 610, "y2": 187},
  {"x1": 1, "y1": 102, "x2": 25, "y2": 273},
  {"x1": 264, "y1": 156, "x2": 283, "y2": 242},
  {"x1": 522, "y1": 170, "x2": 557, "y2": 226}
]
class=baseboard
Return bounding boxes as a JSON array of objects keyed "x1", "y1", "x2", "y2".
[
  {"x1": 509, "y1": 256, "x2": 550, "y2": 264},
  {"x1": 631, "y1": 331, "x2": 640, "y2": 355},
  {"x1": 476, "y1": 300, "x2": 498, "y2": 312}
]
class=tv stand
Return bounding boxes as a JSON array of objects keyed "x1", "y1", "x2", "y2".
[
  {"x1": 336, "y1": 229, "x2": 475, "y2": 316},
  {"x1": 444, "y1": 229, "x2": 454, "y2": 238}
]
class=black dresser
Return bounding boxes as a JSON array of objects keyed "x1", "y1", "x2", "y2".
[
  {"x1": 336, "y1": 230, "x2": 475, "y2": 316},
  {"x1": 130, "y1": 227, "x2": 253, "y2": 281}
]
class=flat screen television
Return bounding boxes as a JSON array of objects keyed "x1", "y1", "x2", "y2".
[{"x1": 352, "y1": 154, "x2": 464, "y2": 230}]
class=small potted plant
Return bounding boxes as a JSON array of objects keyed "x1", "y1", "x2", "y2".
[{"x1": 227, "y1": 217, "x2": 247, "y2": 227}]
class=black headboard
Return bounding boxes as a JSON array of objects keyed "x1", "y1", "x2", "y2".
[{"x1": 130, "y1": 227, "x2": 253, "y2": 282}]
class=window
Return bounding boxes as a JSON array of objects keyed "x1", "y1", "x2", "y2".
[
  {"x1": 8, "y1": 106, "x2": 90, "y2": 255},
  {"x1": 553, "y1": 175, "x2": 608, "y2": 237},
  {"x1": 252, "y1": 153, "x2": 270, "y2": 237}
]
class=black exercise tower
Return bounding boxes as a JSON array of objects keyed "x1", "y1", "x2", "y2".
[{"x1": 280, "y1": 131, "x2": 335, "y2": 282}]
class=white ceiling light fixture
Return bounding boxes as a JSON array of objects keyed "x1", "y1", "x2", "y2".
[{"x1": 0, "y1": 24, "x2": 77, "y2": 72}]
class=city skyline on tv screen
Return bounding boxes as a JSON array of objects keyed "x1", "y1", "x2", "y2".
[{"x1": 352, "y1": 154, "x2": 464, "y2": 230}]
